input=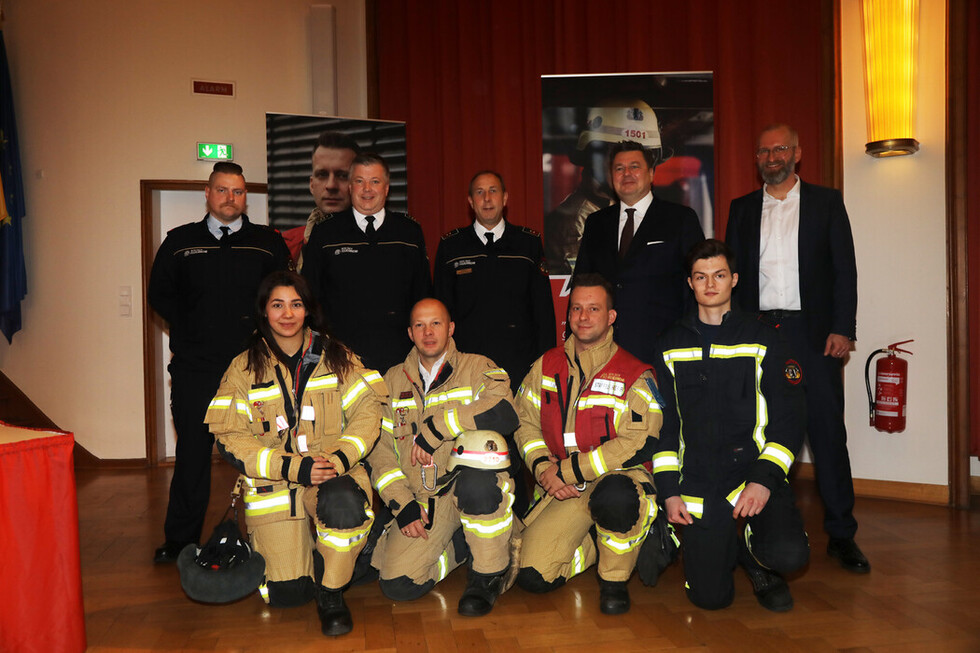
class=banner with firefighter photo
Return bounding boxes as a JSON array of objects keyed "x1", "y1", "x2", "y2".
[{"x1": 541, "y1": 72, "x2": 714, "y2": 340}]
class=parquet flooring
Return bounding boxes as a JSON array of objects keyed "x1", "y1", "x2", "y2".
[{"x1": 76, "y1": 463, "x2": 980, "y2": 652}]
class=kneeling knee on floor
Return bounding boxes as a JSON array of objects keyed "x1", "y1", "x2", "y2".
[
  {"x1": 379, "y1": 575, "x2": 435, "y2": 601},
  {"x1": 687, "y1": 583, "x2": 734, "y2": 611},
  {"x1": 589, "y1": 475, "x2": 640, "y2": 533},
  {"x1": 516, "y1": 567, "x2": 566, "y2": 594},
  {"x1": 266, "y1": 577, "x2": 315, "y2": 607}
]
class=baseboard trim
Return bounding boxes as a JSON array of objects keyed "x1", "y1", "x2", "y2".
[
  {"x1": 793, "y1": 462, "x2": 949, "y2": 505},
  {"x1": 73, "y1": 441, "x2": 146, "y2": 469}
]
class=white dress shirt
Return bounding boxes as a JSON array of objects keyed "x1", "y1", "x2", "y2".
[
  {"x1": 618, "y1": 191, "x2": 653, "y2": 248},
  {"x1": 418, "y1": 353, "x2": 447, "y2": 393},
  {"x1": 473, "y1": 220, "x2": 505, "y2": 245},
  {"x1": 206, "y1": 215, "x2": 243, "y2": 240},
  {"x1": 758, "y1": 176, "x2": 802, "y2": 310},
  {"x1": 353, "y1": 207, "x2": 386, "y2": 233}
]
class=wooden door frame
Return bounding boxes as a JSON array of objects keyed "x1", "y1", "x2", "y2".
[{"x1": 139, "y1": 180, "x2": 267, "y2": 466}]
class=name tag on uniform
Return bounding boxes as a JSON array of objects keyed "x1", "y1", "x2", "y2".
[
  {"x1": 301, "y1": 405, "x2": 315, "y2": 422},
  {"x1": 591, "y1": 378, "x2": 625, "y2": 396},
  {"x1": 296, "y1": 434, "x2": 309, "y2": 453},
  {"x1": 276, "y1": 415, "x2": 289, "y2": 431},
  {"x1": 563, "y1": 432, "x2": 577, "y2": 448}
]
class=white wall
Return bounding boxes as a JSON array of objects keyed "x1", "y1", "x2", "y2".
[
  {"x1": 839, "y1": 0, "x2": 948, "y2": 486},
  {"x1": 0, "y1": 0, "x2": 365, "y2": 458}
]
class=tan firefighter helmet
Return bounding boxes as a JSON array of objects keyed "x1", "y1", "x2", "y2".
[{"x1": 447, "y1": 430, "x2": 510, "y2": 471}]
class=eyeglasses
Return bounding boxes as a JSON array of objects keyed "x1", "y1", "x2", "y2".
[{"x1": 756, "y1": 145, "x2": 796, "y2": 158}]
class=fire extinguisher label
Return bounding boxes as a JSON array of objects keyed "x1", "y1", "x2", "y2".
[
  {"x1": 878, "y1": 372, "x2": 902, "y2": 385},
  {"x1": 783, "y1": 360, "x2": 803, "y2": 385}
]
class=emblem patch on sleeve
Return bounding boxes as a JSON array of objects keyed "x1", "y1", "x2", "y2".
[{"x1": 784, "y1": 360, "x2": 803, "y2": 385}]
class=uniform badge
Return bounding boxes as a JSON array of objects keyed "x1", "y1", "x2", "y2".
[
  {"x1": 784, "y1": 359, "x2": 803, "y2": 385},
  {"x1": 396, "y1": 407, "x2": 409, "y2": 426}
]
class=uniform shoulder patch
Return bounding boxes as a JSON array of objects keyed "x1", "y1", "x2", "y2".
[
  {"x1": 441, "y1": 227, "x2": 464, "y2": 240},
  {"x1": 518, "y1": 225, "x2": 542, "y2": 238},
  {"x1": 783, "y1": 359, "x2": 803, "y2": 385}
]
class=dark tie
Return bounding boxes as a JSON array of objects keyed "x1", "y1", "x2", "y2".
[
  {"x1": 485, "y1": 232, "x2": 494, "y2": 246},
  {"x1": 619, "y1": 208, "x2": 635, "y2": 259},
  {"x1": 219, "y1": 226, "x2": 230, "y2": 241},
  {"x1": 365, "y1": 215, "x2": 376, "y2": 238}
]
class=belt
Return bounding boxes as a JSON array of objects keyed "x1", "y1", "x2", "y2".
[{"x1": 761, "y1": 309, "x2": 804, "y2": 318}]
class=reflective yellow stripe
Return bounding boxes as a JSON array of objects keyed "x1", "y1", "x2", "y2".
[
  {"x1": 235, "y1": 400, "x2": 252, "y2": 420},
  {"x1": 541, "y1": 377, "x2": 558, "y2": 392},
  {"x1": 760, "y1": 442, "x2": 794, "y2": 475},
  {"x1": 376, "y1": 469, "x2": 407, "y2": 491},
  {"x1": 424, "y1": 387, "x2": 473, "y2": 408},
  {"x1": 381, "y1": 417, "x2": 394, "y2": 434},
  {"x1": 341, "y1": 378, "x2": 369, "y2": 410},
  {"x1": 522, "y1": 387, "x2": 541, "y2": 410},
  {"x1": 444, "y1": 408, "x2": 464, "y2": 436},
  {"x1": 727, "y1": 482, "x2": 747, "y2": 507},
  {"x1": 391, "y1": 398, "x2": 415, "y2": 410},
  {"x1": 248, "y1": 386, "x2": 281, "y2": 402},
  {"x1": 595, "y1": 493, "x2": 655, "y2": 554},
  {"x1": 588, "y1": 448, "x2": 608, "y2": 476},
  {"x1": 485, "y1": 368, "x2": 507, "y2": 378},
  {"x1": 522, "y1": 439, "x2": 549, "y2": 458},
  {"x1": 652, "y1": 451, "x2": 679, "y2": 473},
  {"x1": 460, "y1": 481, "x2": 513, "y2": 539},
  {"x1": 436, "y1": 549, "x2": 450, "y2": 581},
  {"x1": 315, "y1": 510, "x2": 374, "y2": 552},
  {"x1": 307, "y1": 374, "x2": 338, "y2": 390},
  {"x1": 243, "y1": 489, "x2": 290, "y2": 516},
  {"x1": 256, "y1": 447, "x2": 275, "y2": 478},
  {"x1": 570, "y1": 545, "x2": 587, "y2": 577},
  {"x1": 339, "y1": 434, "x2": 367, "y2": 457},
  {"x1": 362, "y1": 370, "x2": 384, "y2": 387},
  {"x1": 209, "y1": 396, "x2": 233, "y2": 410},
  {"x1": 681, "y1": 494, "x2": 704, "y2": 519},
  {"x1": 258, "y1": 583, "x2": 270, "y2": 603}
]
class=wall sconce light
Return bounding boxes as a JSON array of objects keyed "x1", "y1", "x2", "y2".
[{"x1": 861, "y1": 0, "x2": 920, "y2": 157}]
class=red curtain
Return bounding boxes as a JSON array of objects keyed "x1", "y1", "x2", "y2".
[
  {"x1": 967, "y1": 0, "x2": 980, "y2": 456},
  {"x1": 376, "y1": 0, "x2": 830, "y2": 250}
]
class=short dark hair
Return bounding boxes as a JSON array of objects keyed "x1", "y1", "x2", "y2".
[
  {"x1": 686, "y1": 239, "x2": 736, "y2": 276},
  {"x1": 468, "y1": 170, "x2": 506, "y2": 195},
  {"x1": 312, "y1": 131, "x2": 361, "y2": 156},
  {"x1": 208, "y1": 162, "x2": 244, "y2": 185},
  {"x1": 350, "y1": 152, "x2": 390, "y2": 181},
  {"x1": 608, "y1": 140, "x2": 655, "y2": 172},
  {"x1": 570, "y1": 272, "x2": 615, "y2": 309}
]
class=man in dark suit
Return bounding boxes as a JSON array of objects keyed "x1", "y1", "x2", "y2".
[
  {"x1": 726, "y1": 123, "x2": 868, "y2": 573},
  {"x1": 302, "y1": 152, "x2": 431, "y2": 373},
  {"x1": 573, "y1": 140, "x2": 704, "y2": 365}
]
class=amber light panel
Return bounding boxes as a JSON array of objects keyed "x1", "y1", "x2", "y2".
[{"x1": 861, "y1": 0, "x2": 920, "y2": 157}]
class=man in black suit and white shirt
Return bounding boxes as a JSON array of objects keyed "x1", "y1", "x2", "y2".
[
  {"x1": 726, "y1": 123, "x2": 868, "y2": 574},
  {"x1": 573, "y1": 140, "x2": 704, "y2": 366}
]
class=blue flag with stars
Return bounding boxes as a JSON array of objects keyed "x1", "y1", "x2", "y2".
[{"x1": 0, "y1": 30, "x2": 27, "y2": 343}]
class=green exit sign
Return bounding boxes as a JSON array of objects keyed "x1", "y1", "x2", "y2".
[{"x1": 197, "y1": 142, "x2": 234, "y2": 161}]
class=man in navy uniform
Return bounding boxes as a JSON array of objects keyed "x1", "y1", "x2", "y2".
[
  {"x1": 434, "y1": 170, "x2": 555, "y2": 393},
  {"x1": 302, "y1": 152, "x2": 431, "y2": 374},
  {"x1": 148, "y1": 162, "x2": 290, "y2": 562}
]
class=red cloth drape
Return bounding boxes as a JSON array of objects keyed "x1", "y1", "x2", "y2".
[
  {"x1": 967, "y1": 1, "x2": 980, "y2": 456},
  {"x1": 376, "y1": 0, "x2": 830, "y2": 251},
  {"x1": 0, "y1": 424, "x2": 86, "y2": 653}
]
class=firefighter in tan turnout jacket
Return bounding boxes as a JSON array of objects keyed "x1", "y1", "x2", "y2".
[
  {"x1": 514, "y1": 273, "x2": 666, "y2": 615},
  {"x1": 205, "y1": 271, "x2": 385, "y2": 637},
  {"x1": 367, "y1": 298, "x2": 520, "y2": 617}
]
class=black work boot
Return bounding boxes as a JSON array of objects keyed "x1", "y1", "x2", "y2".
[
  {"x1": 598, "y1": 578, "x2": 630, "y2": 615},
  {"x1": 457, "y1": 569, "x2": 504, "y2": 617},
  {"x1": 315, "y1": 586, "x2": 353, "y2": 636},
  {"x1": 738, "y1": 536, "x2": 793, "y2": 612}
]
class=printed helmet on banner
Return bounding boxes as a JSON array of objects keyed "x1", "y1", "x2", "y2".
[
  {"x1": 577, "y1": 99, "x2": 662, "y2": 151},
  {"x1": 448, "y1": 430, "x2": 510, "y2": 471}
]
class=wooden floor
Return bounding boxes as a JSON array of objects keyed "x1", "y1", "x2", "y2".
[{"x1": 77, "y1": 462, "x2": 980, "y2": 652}]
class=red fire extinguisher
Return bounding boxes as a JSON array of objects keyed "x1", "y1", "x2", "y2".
[{"x1": 864, "y1": 339, "x2": 913, "y2": 433}]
